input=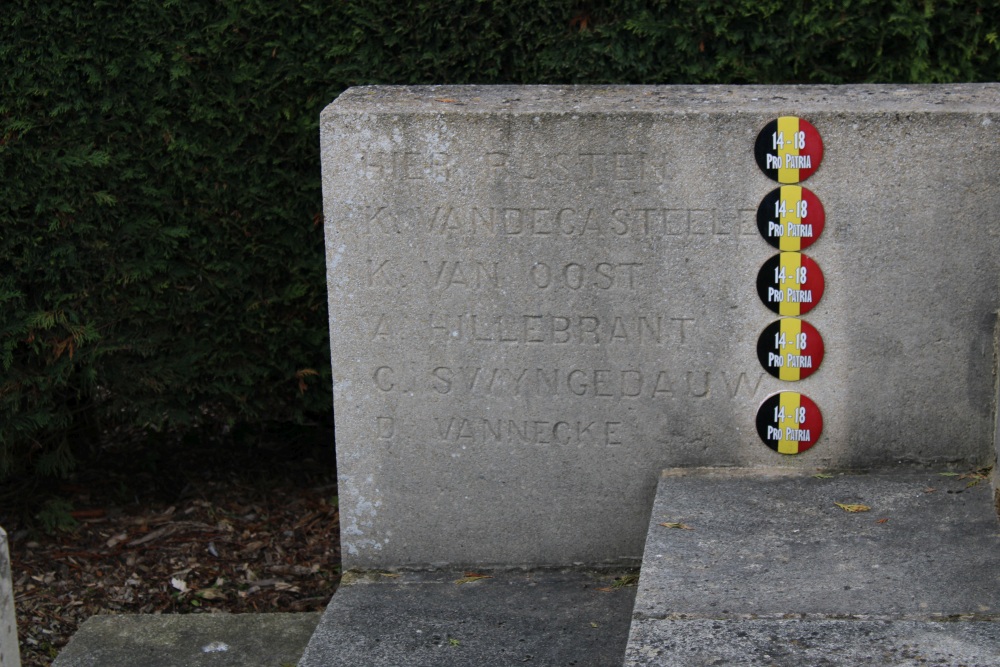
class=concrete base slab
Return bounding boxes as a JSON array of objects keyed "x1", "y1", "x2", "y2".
[
  {"x1": 51, "y1": 612, "x2": 320, "y2": 667},
  {"x1": 298, "y1": 569, "x2": 637, "y2": 667},
  {"x1": 625, "y1": 619, "x2": 1000, "y2": 666},
  {"x1": 634, "y1": 468, "x2": 1000, "y2": 618},
  {"x1": 625, "y1": 468, "x2": 1000, "y2": 666}
]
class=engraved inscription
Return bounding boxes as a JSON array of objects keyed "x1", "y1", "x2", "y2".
[
  {"x1": 739, "y1": 208, "x2": 759, "y2": 236},
  {"x1": 424, "y1": 206, "x2": 504, "y2": 235},
  {"x1": 353, "y1": 205, "x2": 738, "y2": 238},
  {"x1": 360, "y1": 151, "x2": 451, "y2": 182},
  {"x1": 424, "y1": 260, "x2": 499, "y2": 290},
  {"x1": 484, "y1": 151, "x2": 667, "y2": 185},
  {"x1": 372, "y1": 365, "x2": 765, "y2": 400},
  {"x1": 427, "y1": 313, "x2": 695, "y2": 345},
  {"x1": 372, "y1": 314, "x2": 392, "y2": 340},
  {"x1": 434, "y1": 415, "x2": 623, "y2": 447},
  {"x1": 431, "y1": 367, "x2": 694, "y2": 399},
  {"x1": 529, "y1": 262, "x2": 642, "y2": 290},
  {"x1": 365, "y1": 205, "x2": 394, "y2": 233},
  {"x1": 367, "y1": 259, "x2": 501, "y2": 289},
  {"x1": 448, "y1": 206, "x2": 730, "y2": 237},
  {"x1": 367, "y1": 259, "x2": 399, "y2": 287}
]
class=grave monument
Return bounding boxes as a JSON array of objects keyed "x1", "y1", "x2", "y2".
[
  {"x1": 52, "y1": 84, "x2": 1000, "y2": 667},
  {"x1": 297, "y1": 84, "x2": 1000, "y2": 665},
  {"x1": 319, "y1": 85, "x2": 1000, "y2": 570}
]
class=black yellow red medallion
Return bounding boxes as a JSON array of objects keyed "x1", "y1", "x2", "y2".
[
  {"x1": 754, "y1": 117, "x2": 824, "y2": 184},
  {"x1": 756, "y1": 319, "x2": 825, "y2": 381},
  {"x1": 756, "y1": 186, "x2": 825, "y2": 251},
  {"x1": 756, "y1": 252, "x2": 825, "y2": 316},
  {"x1": 755, "y1": 392, "x2": 823, "y2": 454}
]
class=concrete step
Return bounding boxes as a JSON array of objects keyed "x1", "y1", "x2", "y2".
[
  {"x1": 297, "y1": 568, "x2": 638, "y2": 667},
  {"x1": 51, "y1": 612, "x2": 320, "y2": 667},
  {"x1": 624, "y1": 467, "x2": 1000, "y2": 666},
  {"x1": 48, "y1": 570, "x2": 637, "y2": 667}
]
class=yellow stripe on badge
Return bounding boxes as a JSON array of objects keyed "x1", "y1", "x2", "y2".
[
  {"x1": 778, "y1": 318, "x2": 802, "y2": 382},
  {"x1": 777, "y1": 391, "x2": 801, "y2": 454},
  {"x1": 777, "y1": 116, "x2": 800, "y2": 184},
  {"x1": 779, "y1": 186, "x2": 803, "y2": 251},
  {"x1": 779, "y1": 252, "x2": 801, "y2": 316}
]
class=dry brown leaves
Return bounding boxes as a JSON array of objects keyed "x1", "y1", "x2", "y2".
[
  {"x1": 2, "y1": 429, "x2": 340, "y2": 667},
  {"x1": 834, "y1": 502, "x2": 871, "y2": 513}
]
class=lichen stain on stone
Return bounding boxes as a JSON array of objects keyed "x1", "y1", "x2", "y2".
[{"x1": 201, "y1": 641, "x2": 230, "y2": 653}]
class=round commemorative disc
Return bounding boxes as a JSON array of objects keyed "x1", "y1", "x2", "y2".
[
  {"x1": 754, "y1": 117, "x2": 824, "y2": 183},
  {"x1": 756, "y1": 318, "x2": 825, "y2": 381},
  {"x1": 756, "y1": 186, "x2": 825, "y2": 251},
  {"x1": 756, "y1": 252, "x2": 825, "y2": 316},
  {"x1": 755, "y1": 391, "x2": 823, "y2": 454}
]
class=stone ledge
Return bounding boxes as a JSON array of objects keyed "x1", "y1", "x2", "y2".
[
  {"x1": 625, "y1": 467, "x2": 1000, "y2": 665},
  {"x1": 298, "y1": 568, "x2": 637, "y2": 667},
  {"x1": 325, "y1": 83, "x2": 1000, "y2": 115},
  {"x1": 51, "y1": 612, "x2": 320, "y2": 667},
  {"x1": 633, "y1": 468, "x2": 1000, "y2": 619},
  {"x1": 625, "y1": 618, "x2": 1000, "y2": 667}
]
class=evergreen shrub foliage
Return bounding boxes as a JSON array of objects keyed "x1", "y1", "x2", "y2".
[{"x1": 1, "y1": 0, "x2": 997, "y2": 478}]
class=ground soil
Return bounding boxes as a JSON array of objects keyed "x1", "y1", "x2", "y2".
[{"x1": 0, "y1": 425, "x2": 340, "y2": 667}]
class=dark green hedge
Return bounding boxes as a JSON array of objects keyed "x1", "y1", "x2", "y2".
[{"x1": 2, "y1": 0, "x2": 998, "y2": 478}]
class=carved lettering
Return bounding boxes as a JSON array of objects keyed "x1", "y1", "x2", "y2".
[
  {"x1": 529, "y1": 262, "x2": 642, "y2": 290},
  {"x1": 422, "y1": 260, "x2": 500, "y2": 290},
  {"x1": 378, "y1": 365, "x2": 764, "y2": 400},
  {"x1": 372, "y1": 365, "x2": 418, "y2": 392},
  {"x1": 366, "y1": 259, "x2": 408, "y2": 288},
  {"x1": 721, "y1": 371, "x2": 767, "y2": 398},
  {"x1": 739, "y1": 208, "x2": 759, "y2": 236},
  {"x1": 366, "y1": 206, "x2": 396, "y2": 234},
  {"x1": 427, "y1": 313, "x2": 694, "y2": 345},
  {"x1": 373, "y1": 366, "x2": 395, "y2": 391},
  {"x1": 360, "y1": 151, "x2": 451, "y2": 181},
  {"x1": 433, "y1": 415, "x2": 623, "y2": 447},
  {"x1": 357, "y1": 205, "x2": 747, "y2": 239},
  {"x1": 686, "y1": 371, "x2": 710, "y2": 398},
  {"x1": 417, "y1": 367, "x2": 724, "y2": 399},
  {"x1": 484, "y1": 151, "x2": 667, "y2": 186},
  {"x1": 372, "y1": 314, "x2": 392, "y2": 340},
  {"x1": 365, "y1": 259, "x2": 501, "y2": 290}
]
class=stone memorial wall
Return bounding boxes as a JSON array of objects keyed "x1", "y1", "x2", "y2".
[{"x1": 321, "y1": 85, "x2": 1000, "y2": 568}]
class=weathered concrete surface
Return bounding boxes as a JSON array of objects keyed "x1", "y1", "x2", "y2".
[
  {"x1": 51, "y1": 613, "x2": 319, "y2": 667},
  {"x1": 0, "y1": 527, "x2": 20, "y2": 667},
  {"x1": 322, "y1": 85, "x2": 1000, "y2": 568},
  {"x1": 995, "y1": 318, "x2": 1000, "y2": 517},
  {"x1": 625, "y1": 619, "x2": 1000, "y2": 666},
  {"x1": 624, "y1": 468, "x2": 1000, "y2": 665},
  {"x1": 632, "y1": 468, "x2": 1000, "y2": 618},
  {"x1": 298, "y1": 569, "x2": 636, "y2": 667}
]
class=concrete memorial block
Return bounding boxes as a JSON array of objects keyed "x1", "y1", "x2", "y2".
[
  {"x1": 321, "y1": 85, "x2": 1000, "y2": 569},
  {"x1": 623, "y1": 468, "x2": 1000, "y2": 666},
  {"x1": 1, "y1": 527, "x2": 21, "y2": 667}
]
